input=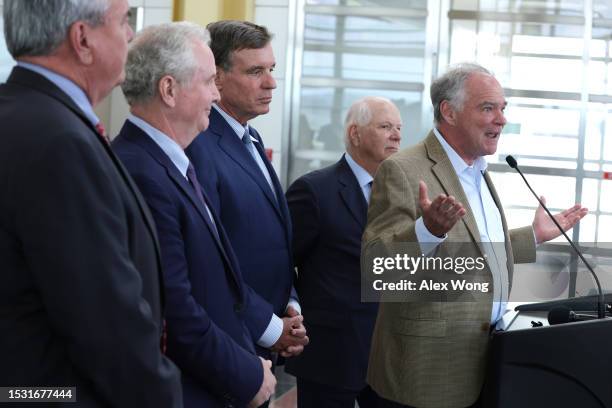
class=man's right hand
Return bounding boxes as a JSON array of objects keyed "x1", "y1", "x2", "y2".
[
  {"x1": 248, "y1": 357, "x2": 276, "y2": 408},
  {"x1": 419, "y1": 180, "x2": 466, "y2": 237},
  {"x1": 271, "y1": 315, "x2": 309, "y2": 357}
]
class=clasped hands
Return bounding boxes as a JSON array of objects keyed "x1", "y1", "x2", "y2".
[{"x1": 271, "y1": 305, "x2": 309, "y2": 358}]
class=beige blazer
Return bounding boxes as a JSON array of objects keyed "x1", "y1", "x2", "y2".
[{"x1": 364, "y1": 131, "x2": 536, "y2": 408}]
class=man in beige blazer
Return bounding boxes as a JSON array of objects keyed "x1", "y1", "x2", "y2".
[{"x1": 364, "y1": 63, "x2": 587, "y2": 408}]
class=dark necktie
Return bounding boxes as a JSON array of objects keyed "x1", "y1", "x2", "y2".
[{"x1": 186, "y1": 163, "x2": 220, "y2": 240}]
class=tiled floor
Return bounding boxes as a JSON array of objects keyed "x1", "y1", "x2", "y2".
[{"x1": 270, "y1": 366, "x2": 297, "y2": 408}]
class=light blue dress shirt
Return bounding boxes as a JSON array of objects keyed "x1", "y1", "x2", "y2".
[
  {"x1": 415, "y1": 128, "x2": 509, "y2": 324},
  {"x1": 345, "y1": 152, "x2": 374, "y2": 204},
  {"x1": 17, "y1": 62, "x2": 99, "y2": 127},
  {"x1": 213, "y1": 104, "x2": 276, "y2": 194},
  {"x1": 211, "y1": 104, "x2": 302, "y2": 347}
]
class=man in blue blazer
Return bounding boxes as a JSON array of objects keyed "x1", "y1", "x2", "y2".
[
  {"x1": 112, "y1": 23, "x2": 292, "y2": 407},
  {"x1": 285, "y1": 97, "x2": 403, "y2": 407},
  {"x1": 186, "y1": 20, "x2": 308, "y2": 360}
]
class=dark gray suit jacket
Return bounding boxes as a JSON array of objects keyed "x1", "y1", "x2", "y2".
[{"x1": 0, "y1": 67, "x2": 182, "y2": 407}]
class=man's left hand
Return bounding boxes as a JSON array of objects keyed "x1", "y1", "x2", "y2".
[{"x1": 532, "y1": 196, "x2": 588, "y2": 244}]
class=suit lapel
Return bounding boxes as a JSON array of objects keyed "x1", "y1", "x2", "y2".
[
  {"x1": 119, "y1": 122, "x2": 243, "y2": 288},
  {"x1": 483, "y1": 170, "x2": 514, "y2": 283},
  {"x1": 9, "y1": 68, "x2": 167, "y2": 306},
  {"x1": 337, "y1": 156, "x2": 368, "y2": 228},
  {"x1": 424, "y1": 132, "x2": 481, "y2": 244},
  {"x1": 210, "y1": 109, "x2": 284, "y2": 219}
]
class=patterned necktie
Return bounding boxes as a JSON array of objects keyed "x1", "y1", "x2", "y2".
[
  {"x1": 95, "y1": 122, "x2": 110, "y2": 146},
  {"x1": 242, "y1": 129, "x2": 277, "y2": 200},
  {"x1": 186, "y1": 163, "x2": 220, "y2": 240}
]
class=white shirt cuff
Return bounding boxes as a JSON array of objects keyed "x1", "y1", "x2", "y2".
[
  {"x1": 256, "y1": 313, "x2": 283, "y2": 348},
  {"x1": 415, "y1": 217, "x2": 446, "y2": 255},
  {"x1": 286, "y1": 298, "x2": 301, "y2": 315}
]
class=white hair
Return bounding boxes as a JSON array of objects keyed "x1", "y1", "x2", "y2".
[
  {"x1": 343, "y1": 96, "x2": 394, "y2": 150},
  {"x1": 122, "y1": 22, "x2": 210, "y2": 106}
]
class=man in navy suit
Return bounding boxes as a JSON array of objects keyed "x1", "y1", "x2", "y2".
[
  {"x1": 285, "y1": 97, "x2": 403, "y2": 407},
  {"x1": 113, "y1": 22, "x2": 307, "y2": 407},
  {"x1": 0, "y1": 1, "x2": 182, "y2": 406},
  {"x1": 186, "y1": 20, "x2": 308, "y2": 361}
]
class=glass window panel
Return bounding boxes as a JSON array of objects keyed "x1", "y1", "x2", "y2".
[
  {"x1": 512, "y1": 34, "x2": 583, "y2": 56},
  {"x1": 578, "y1": 212, "x2": 597, "y2": 242},
  {"x1": 597, "y1": 215, "x2": 612, "y2": 242},
  {"x1": 453, "y1": 0, "x2": 584, "y2": 14},
  {"x1": 596, "y1": 180, "x2": 612, "y2": 212},
  {"x1": 600, "y1": 108, "x2": 612, "y2": 161},
  {"x1": 302, "y1": 51, "x2": 335, "y2": 77},
  {"x1": 491, "y1": 173, "x2": 577, "y2": 211},
  {"x1": 341, "y1": 54, "x2": 423, "y2": 81},
  {"x1": 510, "y1": 57, "x2": 582, "y2": 92}
]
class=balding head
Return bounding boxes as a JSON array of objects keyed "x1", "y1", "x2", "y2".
[{"x1": 344, "y1": 97, "x2": 402, "y2": 176}]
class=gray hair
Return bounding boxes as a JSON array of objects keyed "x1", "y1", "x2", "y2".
[
  {"x1": 207, "y1": 20, "x2": 272, "y2": 71},
  {"x1": 430, "y1": 63, "x2": 492, "y2": 124},
  {"x1": 343, "y1": 96, "x2": 393, "y2": 149},
  {"x1": 122, "y1": 22, "x2": 210, "y2": 106},
  {"x1": 4, "y1": 0, "x2": 110, "y2": 58}
]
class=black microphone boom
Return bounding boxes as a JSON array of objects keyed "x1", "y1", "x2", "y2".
[{"x1": 505, "y1": 155, "x2": 605, "y2": 319}]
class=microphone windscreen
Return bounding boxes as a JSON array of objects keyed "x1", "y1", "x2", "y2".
[
  {"x1": 548, "y1": 306, "x2": 571, "y2": 325},
  {"x1": 506, "y1": 155, "x2": 518, "y2": 169}
]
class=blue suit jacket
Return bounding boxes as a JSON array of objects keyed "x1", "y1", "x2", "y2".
[
  {"x1": 113, "y1": 121, "x2": 273, "y2": 407},
  {"x1": 186, "y1": 108, "x2": 295, "y2": 345},
  {"x1": 284, "y1": 156, "x2": 379, "y2": 391}
]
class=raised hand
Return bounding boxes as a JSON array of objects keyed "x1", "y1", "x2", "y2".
[
  {"x1": 419, "y1": 180, "x2": 466, "y2": 237},
  {"x1": 532, "y1": 196, "x2": 588, "y2": 244}
]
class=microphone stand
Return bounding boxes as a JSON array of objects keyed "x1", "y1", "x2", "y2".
[{"x1": 506, "y1": 155, "x2": 605, "y2": 319}]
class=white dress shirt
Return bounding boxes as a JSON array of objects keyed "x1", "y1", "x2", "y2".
[{"x1": 415, "y1": 128, "x2": 509, "y2": 324}]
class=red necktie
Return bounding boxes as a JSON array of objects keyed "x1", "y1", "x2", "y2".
[{"x1": 95, "y1": 122, "x2": 110, "y2": 145}]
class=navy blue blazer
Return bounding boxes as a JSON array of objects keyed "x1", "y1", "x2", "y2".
[
  {"x1": 284, "y1": 156, "x2": 379, "y2": 391},
  {"x1": 113, "y1": 121, "x2": 274, "y2": 407},
  {"x1": 186, "y1": 108, "x2": 295, "y2": 342}
]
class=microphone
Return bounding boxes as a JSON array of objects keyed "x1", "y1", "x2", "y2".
[
  {"x1": 548, "y1": 306, "x2": 597, "y2": 325},
  {"x1": 505, "y1": 155, "x2": 605, "y2": 319}
]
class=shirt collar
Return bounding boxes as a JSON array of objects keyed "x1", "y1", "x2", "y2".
[
  {"x1": 344, "y1": 152, "x2": 373, "y2": 189},
  {"x1": 128, "y1": 114, "x2": 190, "y2": 178},
  {"x1": 18, "y1": 61, "x2": 100, "y2": 127},
  {"x1": 432, "y1": 127, "x2": 488, "y2": 175},
  {"x1": 212, "y1": 104, "x2": 257, "y2": 143}
]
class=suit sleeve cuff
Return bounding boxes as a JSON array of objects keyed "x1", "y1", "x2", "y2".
[
  {"x1": 286, "y1": 298, "x2": 301, "y2": 315},
  {"x1": 256, "y1": 313, "x2": 283, "y2": 348},
  {"x1": 415, "y1": 217, "x2": 446, "y2": 255}
]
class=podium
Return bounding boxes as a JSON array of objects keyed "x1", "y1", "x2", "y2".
[{"x1": 482, "y1": 299, "x2": 612, "y2": 408}]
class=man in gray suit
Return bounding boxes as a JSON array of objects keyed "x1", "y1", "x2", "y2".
[{"x1": 364, "y1": 63, "x2": 587, "y2": 408}]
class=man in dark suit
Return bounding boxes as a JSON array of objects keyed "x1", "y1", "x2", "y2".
[
  {"x1": 113, "y1": 22, "x2": 305, "y2": 407},
  {"x1": 0, "y1": 1, "x2": 182, "y2": 406},
  {"x1": 285, "y1": 97, "x2": 403, "y2": 407},
  {"x1": 186, "y1": 20, "x2": 308, "y2": 360}
]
